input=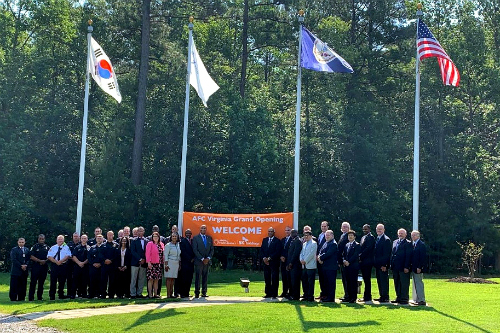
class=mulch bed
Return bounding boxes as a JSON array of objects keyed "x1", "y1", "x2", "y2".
[{"x1": 447, "y1": 276, "x2": 498, "y2": 284}]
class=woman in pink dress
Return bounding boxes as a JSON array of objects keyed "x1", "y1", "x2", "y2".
[{"x1": 145, "y1": 232, "x2": 164, "y2": 298}]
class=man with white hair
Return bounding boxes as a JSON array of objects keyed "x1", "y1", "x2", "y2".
[
  {"x1": 410, "y1": 230, "x2": 426, "y2": 305},
  {"x1": 391, "y1": 228, "x2": 411, "y2": 304},
  {"x1": 47, "y1": 235, "x2": 72, "y2": 300}
]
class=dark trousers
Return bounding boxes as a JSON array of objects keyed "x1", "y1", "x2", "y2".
[
  {"x1": 280, "y1": 261, "x2": 290, "y2": 296},
  {"x1": 323, "y1": 269, "x2": 337, "y2": 301},
  {"x1": 49, "y1": 264, "x2": 67, "y2": 299},
  {"x1": 317, "y1": 264, "x2": 326, "y2": 297},
  {"x1": 116, "y1": 267, "x2": 131, "y2": 298},
  {"x1": 70, "y1": 265, "x2": 89, "y2": 298},
  {"x1": 100, "y1": 264, "x2": 116, "y2": 298},
  {"x1": 194, "y1": 261, "x2": 209, "y2": 295},
  {"x1": 301, "y1": 268, "x2": 315, "y2": 300},
  {"x1": 178, "y1": 264, "x2": 194, "y2": 297},
  {"x1": 89, "y1": 266, "x2": 101, "y2": 298},
  {"x1": 29, "y1": 266, "x2": 48, "y2": 300},
  {"x1": 345, "y1": 266, "x2": 359, "y2": 302},
  {"x1": 10, "y1": 273, "x2": 28, "y2": 301},
  {"x1": 263, "y1": 263, "x2": 279, "y2": 297},
  {"x1": 290, "y1": 265, "x2": 302, "y2": 300},
  {"x1": 393, "y1": 270, "x2": 410, "y2": 302},
  {"x1": 66, "y1": 262, "x2": 74, "y2": 297},
  {"x1": 340, "y1": 265, "x2": 349, "y2": 299},
  {"x1": 360, "y1": 263, "x2": 373, "y2": 300},
  {"x1": 375, "y1": 267, "x2": 390, "y2": 300}
]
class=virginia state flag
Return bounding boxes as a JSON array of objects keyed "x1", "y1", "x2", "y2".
[
  {"x1": 189, "y1": 37, "x2": 219, "y2": 107},
  {"x1": 89, "y1": 37, "x2": 122, "y2": 103},
  {"x1": 301, "y1": 26, "x2": 353, "y2": 73}
]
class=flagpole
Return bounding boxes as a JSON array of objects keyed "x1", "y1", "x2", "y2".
[
  {"x1": 178, "y1": 17, "x2": 194, "y2": 234},
  {"x1": 76, "y1": 20, "x2": 93, "y2": 236},
  {"x1": 413, "y1": 4, "x2": 423, "y2": 232},
  {"x1": 293, "y1": 10, "x2": 304, "y2": 231}
]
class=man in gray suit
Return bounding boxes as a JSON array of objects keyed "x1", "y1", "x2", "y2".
[
  {"x1": 300, "y1": 231, "x2": 317, "y2": 302},
  {"x1": 192, "y1": 225, "x2": 214, "y2": 298}
]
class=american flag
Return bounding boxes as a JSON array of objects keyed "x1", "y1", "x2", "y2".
[{"x1": 417, "y1": 19, "x2": 460, "y2": 87}]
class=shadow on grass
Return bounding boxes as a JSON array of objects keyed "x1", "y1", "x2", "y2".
[
  {"x1": 432, "y1": 309, "x2": 494, "y2": 333},
  {"x1": 293, "y1": 304, "x2": 380, "y2": 331},
  {"x1": 123, "y1": 308, "x2": 184, "y2": 331}
]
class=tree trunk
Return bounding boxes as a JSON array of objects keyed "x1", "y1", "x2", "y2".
[
  {"x1": 131, "y1": 0, "x2": 151, "y2": 186},
  {"x1": 239, "y1": 0, "x2": 249, "y2": 98}
]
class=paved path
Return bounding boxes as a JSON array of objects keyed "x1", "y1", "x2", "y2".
[{"x1": 17, "y1": 296, "x2": 279, "y2": 321}]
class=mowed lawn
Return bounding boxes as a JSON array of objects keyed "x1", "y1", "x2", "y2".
[{"x1": 1, "y1": 271, "x2": 499, "y2": 333}]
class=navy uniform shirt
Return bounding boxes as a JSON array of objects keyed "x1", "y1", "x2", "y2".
[
  {"x1": 30, "y1": 243, "x2": 50, "y2": 271},
  {"x1": 88, "y1": 244, "x2": 104, "y2": 266},
  {"x1": 72, "y1": 244, "x2": 90, "y2": 264}
]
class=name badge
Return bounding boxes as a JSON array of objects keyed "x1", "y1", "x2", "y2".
[{"x1": 23, "y1": 253, "x2": 25, "y2": 258}]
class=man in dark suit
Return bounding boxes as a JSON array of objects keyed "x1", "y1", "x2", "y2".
[
  {"x1": 260, "y1": 227, "x2": 282, "y2": 298},
  {"x1": 342, "y1": 230, "x2": 360, "y2": 303},
  {"x1": 28, "y1": 234, "x2": 50, "y2": 301},
  {"x1": 391, "y1": 228, "x2": 412, "y2": 304},
  {"x1": 317, "y1": 230, "x2": 338, "y2": 302},
  {"x1": 192, "y1": 224, "x2": 214, "y2": 298},
  {"x1": 279, "y1": 226, "x2": 292, "y2": 298},
  {"x1": 374, "y1": 223, "x2": 391, "y2": 303},
  {"x1": 10, "y1": 238, "x2": 30, "y2": 301},
  {"x1": 130, "y1": 226, "x2": 148, "y2": 298},
  {"x1": 410, "y1": 230, "x2": 426, "y2": 305},
  {"x1": 337, "y1": 221, "x2": 350, "y2": 300},
  {"x1": 316, "y1": 221, "x2": 329, "y2": 300},
  {"x1": 358, "y1": 224, "x2": 375, "y2": 302},
  {"x1": 286, "y1": 229, "x2": 302, "y2": 300},
  {"x1": 179, "y1": 229, "x2": 195, "y2": 298}
]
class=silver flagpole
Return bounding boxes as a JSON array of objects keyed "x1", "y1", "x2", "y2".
[
  {"x1": 413, "y1": 5, "x2": 423, "y2": 232},
  {"x1": 293, "y1": 10, "x2": 305, "y2": 231},
  {"x1": 75, "y1": 20, "x2": 93, "y2": 236},
  {"x1": 178, "y1": 17, "x2": 194, "y2": 234}
]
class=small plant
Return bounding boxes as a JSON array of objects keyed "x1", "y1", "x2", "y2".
[{"x1": 457, "y1": 241, "x2": 484, "y2": 278}]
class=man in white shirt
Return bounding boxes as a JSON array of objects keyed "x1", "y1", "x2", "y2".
[{"x1": 47, "y1": 235, "x2": 72, "y2": 300}]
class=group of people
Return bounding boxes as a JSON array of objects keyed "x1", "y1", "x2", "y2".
[
  {"x1": 260, "y1": 222, "x2": 427, "y2": 305},
  {"x1": 9, "y1": 224, "x2": 214, "y2": 301}
]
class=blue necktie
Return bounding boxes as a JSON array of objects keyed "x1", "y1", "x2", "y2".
[{"x1": 203, "y1": 235, "x2": 207, "y2": 247}]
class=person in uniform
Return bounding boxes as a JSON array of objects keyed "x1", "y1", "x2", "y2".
[
  {"x1": 66, "y1": 232, "x2": 80, "y2": 299},
  {"x1": 87, "y1": 227, "x2": 102, "y2": 246},
  {"x1": 28, "y1": 234, "x2": 50, "y2": 301},
  {"x1": 70, "y1": 234, "x2": 89, "y2": 299},
  {"x1": 47, "y1": 235, "x2": 72, "y2": 300},
  {"x1": 100, "y1": 230, "x2": 119, "y2": 299},
  {"x1": 10, "y1": 237, "x2": 30, "y2": 301},
  {"x1": 87, "y1": 234, "x2": 105, "y2": 298}
]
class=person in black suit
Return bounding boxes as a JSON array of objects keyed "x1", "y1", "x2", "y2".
[
  {"x1": 116, "y1": 236, "x2": 132, "y2": 298},
  {"x1": 260, "y1": 227, "x2": 282, "y2": 298},
  {"x1": 374, "y1": 223, "x2": 391, "y2": 302},
  {"x1": 10, "y1": 238, "x2": 30, "y2": 301},
  {"x1": 337, "y1": 221, "x2": 350, "y2": 300},
  {"x1": 410, "y1": 230, "x2": 426, "y2": 305},
  {"x1": 192, "y1": 225, "x2": 214, "y2": 298},
  {"x1": 130, "y1": 226, "x2": 148, "y2": 298},
  {"x1": 88, "y1": 234, "x2": 105, "y2": 298},
  {"x1": 28, "y1": 234, "x2": 50, "y2": 301},
  {"x1": 316, "y1": 221, "x2": 329, "y2": 300},
  {"x1": 358, "y1": 224, "x2": 375, "y2": 302},
  {"x1": 391, "y1": 228, "x2": 412, "y2": 304},
  {"x1": 179, "y1": 229, "x2": 195, "y2": 298},
  {"x1": 279, "y1": 226, "x2": 292, "y2": 298},
  {"x1": 286, "y1": 229, "x2": 302, "y2": 300},
  {"x1": 317, "y1": 230, "x2": 338, "y2": 302},
  {"x1": 342, "y1": 230, "x2": 360, "y2": 303},
  {"x1": 70, "y1": 234, "x2": 89, "y2": 299}
]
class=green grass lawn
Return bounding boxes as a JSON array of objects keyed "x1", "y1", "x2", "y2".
[{"x1": 1, "y1": 271, "x2": 499, "y2": 332}]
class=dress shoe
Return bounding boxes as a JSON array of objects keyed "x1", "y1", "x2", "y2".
[
  {"x1": 194, "y1": 294, "x2": 200, "y2": 298},
  {"x1": 417, "y1": 301, "x2": 427, "y2": 306},
  {"x1": 201, "y1": 294, "x2": 209, "y2": 297},
  {"x1": 398, "y1": 301, "x2": 409, "y2": 305},
  {"x1": 358, "y1": 298, "x2": 371, "y2": 302},
  {"x1": 390, "y1": 300, "x2": 399, "y2": 303},
  {"x1": 321, "y1": 299, "x2": 335, "y2": 303},
  {"x1": 279, "y1": 293, "x2": 288, "y2": 297}
]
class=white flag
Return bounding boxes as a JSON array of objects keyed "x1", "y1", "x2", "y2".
[
  {"x1": 189, "y1": 37, "x2": 219, "y2": 107},
  {"x1": 89, "y1": 37, "x2": 122, "y2": 103}
]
